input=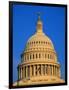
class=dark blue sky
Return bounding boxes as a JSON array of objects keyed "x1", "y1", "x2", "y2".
[{"x1": 13, "y1": 4, "x2": 65, "y2": 82}]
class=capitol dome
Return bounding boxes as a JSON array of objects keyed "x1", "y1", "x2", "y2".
[{"x1": 13, "y1": 14, "x2": 64, "y2": 86}]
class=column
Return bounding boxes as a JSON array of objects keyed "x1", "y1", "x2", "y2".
[
  {"x1": 45, "y1": 65, "x2": 46, "y2": 75},
  {"x1": 41, "y1": 64, "x2": 43, "y2": 75},
  {"x1": 47, "y1": 65, "x2": 49, "y2": 75},
  {"x1": 39, "y1": 64, "x2": 41, "y2": 75},
  {"x1": 37, "y1": 65, "x2": 41, "y2": 76},
  {"x1": 21, "y1": 67, "x2": 22, "y2": 79},
  {"x1": 54, "y1": 65, "x2": 56, "y2": 76},
  {"x1": 25, "y1": 66, "x2": 26, "y2": 78},
  {"x1": 30, "y1": 65, "x2": 32, "y2": 77},
  {"x1": 26, "y1": 66, "x2": 27, "y2": 79},
  {"x1": 38, "y1": 64, "x2": 41, "y2": 75},
  {"x1": 35, "y1": 65, "x2": 37, "y2": 76},
  {"x1": 53, "y1": 65, "x2": 54, "y2": 76},
  {"x1": 50, "y1": 65, "x2": 51, "y2": 75},
  {"x1": 48, "y1": 65, "x2": 50, "y2": 75},
  {"x1": 55, "y1": 66, "x2": 56, "y2": 76},
  {"x1": 51, "y1": 65, "x2": 53, "y2": 76},
  {"x1": 34, "y1": 65, "x2": 36, "y2": 76},
  {"x1": 23, "y1": 66, "x2": 25, "y2": 79},
  {"x1": 43, "y1": 64, "x2": 45, "y2": 75},
  {"x1": 46, "y1": 64, "x2": 48, "y2": 75},
  {"x1": 56, "y1": 66, "x2": 58, "y2": 77},
  {"x1": 58, "y1": 67, "x2": 60, "y2": 77}
]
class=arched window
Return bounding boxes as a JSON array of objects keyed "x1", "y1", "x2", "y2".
[
  {"x1": 32, "y1": 42, "x2": 33, "y2": 44},
  {"x1": 48, "y1": 54, "x2": 49, "y2": 59},
  {"x1": 25, "y1": 55, "x2": 26, "y2": 61},
  {"x1": 33, "y1": 54, "x2": 34, "y2": 59},
  {"x1": 36, "y1": 54, "x2": 38, "y2": 58},
  {"x1": 27, "y1": 54, "x2": 29, "y2": 60},
  {"x1": 39, "y1": 41, "x2": 40, "y2": 44},
  {"x1": 30, "y1": 54, "x2": 31, "y2": 59},
  {"x1": 36, "y1": 41, "x2": 38, "y2": 44},
  {"x1": 34, "y1": 41, "x2": 35, "y2": 44},
  {"x1": 50, "y1": 55, "x2": 52, "y2": 59},
  {"x1": 39, "y1": 53, "x2": 41, "y2": 58},
  {"x1": 44, "y1": 41, "x2": 45, "y2": 44}
]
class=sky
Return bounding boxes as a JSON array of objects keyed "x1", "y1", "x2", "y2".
[{"x1": 13, "y1": 3, "x2": 65, "y2": 82}]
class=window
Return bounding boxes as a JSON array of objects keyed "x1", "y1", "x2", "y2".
[
  {"x1": 48, "y1": 54, "x2": 49, "y2": 59},
  {"x1": 46, "y1": 42, "x2": 47, "y2": 44},
  {"x1": 33, "y1": 54, "x2": 34, "y2": 59},
  {"x1": 39, "y1": 41, "x2": 40, "y2": 44},
  {"x1": 36, "y1": 54, "x2": 38, "y2": 58},
  {"x1": 39, "y1": 53, "x2": 41, "y2": 58},
  {"x1": 25, "y1": 55, "x2": 26, "y2": 60},
  {"x1": 44, "y1": 41, "x2": 45, "y2": 44},
  {"x1": 34, "y1": 41, "x2": 35, "y2": 44},
  {"x1": 32, "y1": 42, "x2": 33, "y2": 44},
  {"x1": 30, "y1": 54, "x2": 31, "y2": 59},
  {"x1": 36, "y1": 41, "x2": 38, "y2": 44}
]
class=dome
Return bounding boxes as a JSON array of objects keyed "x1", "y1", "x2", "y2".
[
  {"x1": 13, "y1": 14, "x2": 64, "y2": 87},
  {"x1": 26, "y1": 32, "x2": 54, "y2": 50},
  {"x1": 22, "y1": 15, "x2": 57, "y2": 63}
]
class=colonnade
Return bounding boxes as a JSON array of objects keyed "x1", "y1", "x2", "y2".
[
  {"x1": 18, "y1": 64, "x2": 60, "y2": 80},
  {"x1": 23, "y1": 52, "x2": 56, "y2": 62}
]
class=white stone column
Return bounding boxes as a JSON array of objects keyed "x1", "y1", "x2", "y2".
[
  {"x1": 48, "y1": 65, "x2": 50, "y2": 75},
  {"x1": 26, "y1": 66, "x2": 27, "y2": 79},
  {"x1": 53, "y1": 65, "x2": 55, "y2": 76},
  {"x1": 34, "y1": 65, "x2": 36, "y2": 76},
  {"x1": 30, "y1": 65, "x2": 32, "y2": 77},
  {"x1": 41, "y1": 64, "x2": 43, "y2": 75},
  {"x1": 52, "y1": 65, "x2": 53, "y2": 76},
  {"x1": 46, "y1": 65, "x2": 48, "y2": 75},
  {"x1": 55, "y1": 66, "x2": 56, "y2": 76}
]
